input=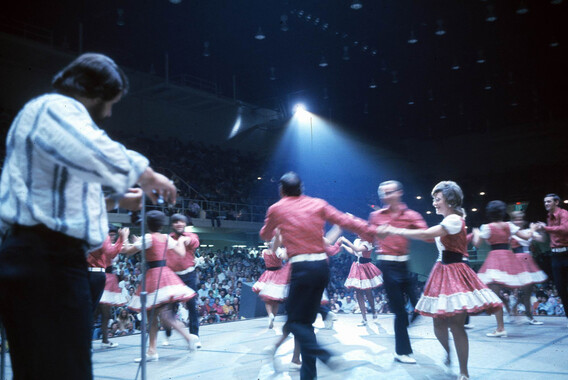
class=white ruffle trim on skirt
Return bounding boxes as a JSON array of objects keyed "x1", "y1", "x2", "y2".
[
  {"x1": 477, "y1": 269, "x2": 534, "y2": 287},
  {"x1": 416, "y1": 288, "x2": 502, "y2": 316},
  {"x1": 99, "y1": 291, "x2": 127, "y2": 306},
  {"x1": 259, "y1": 283, "x2": 289, "y2": 301},
  {"x1": 129, "y1": 284, "x2": 195, "y2": 311},
  {"x1": 344, "y1": 275, "x2": 383, "y2": 290}
]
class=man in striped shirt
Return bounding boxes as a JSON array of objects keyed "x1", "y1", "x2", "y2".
[{"x1": 0, "y1": 53, "x2": 176, "y2": 379}]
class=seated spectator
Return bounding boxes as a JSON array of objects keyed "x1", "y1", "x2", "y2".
[
  {"x1": 341, "y1": 295, "x2": 358, "y2": 314},
  {"x1": 222, "y1": 299, "x2": 235, "y2": 321}
]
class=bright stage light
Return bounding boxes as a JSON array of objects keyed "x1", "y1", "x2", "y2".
[{"x1": 293, "y1": 103, "x2": 307, "y2": 114}]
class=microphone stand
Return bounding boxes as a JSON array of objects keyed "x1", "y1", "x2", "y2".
[{"x1": 139, "y1": 193, "x2": 148, "y2": 380}]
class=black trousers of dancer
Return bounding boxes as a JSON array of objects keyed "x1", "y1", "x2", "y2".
[
  {"x1": 551, "y1": 252, "x2": 568, "y2": 320},
  {"x1": 0, "y1": 225, "x2": 92, "y2": 380},
  {"x1": 165, "y1": 269, "x2": 200, "y2": 337},
  {"x1": 377, "y1": 260, "x2": 419, "y2": 356},
  {"x1": 88, "y1": 271, "x2": 106, "y2": 314},
  {"x1": 284, "y1": 259, "x2": 331, "y2": 380}
]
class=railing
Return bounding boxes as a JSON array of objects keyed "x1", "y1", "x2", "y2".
[{"x1": 111, "y1": 196, "x2": 270, "y2": 224}]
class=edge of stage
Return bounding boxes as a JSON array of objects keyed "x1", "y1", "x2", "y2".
[{"x1": 3, "y1": 314, "x2": 567, "y2": 379}]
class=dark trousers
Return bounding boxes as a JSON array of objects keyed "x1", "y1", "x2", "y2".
[
  {"x1": 284, "y1": 260, "x2": 331, "y2": 380},
  {"x1": 551, "y1": 253, "x2": 568, "y2": 319},
  {"x1": 0, "y1": 226, "x2": 92, "y2": 380},
  {"x1": 377, "y1": 260, "x2": 418, "y2": 355},
  {"x1": 165, "y1": 269, "x2": 200, "y2": 336},
  {"x1": 88, "y1": 272, "x2": 106, "y2": 314}
]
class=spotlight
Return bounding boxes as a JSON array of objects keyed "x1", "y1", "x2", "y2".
[
  {"x1": 350, "y1": 0, "x2": 363, "y2": 10},
  {"x1": 416, "y1": 196, "x2": 422, "y2": 200},
  {"x1": 293, "y1": 104, "x2": 307, "y2": 114},
  {"x1": 255, "y1": 27, "x2": 266, "y2": 40}
]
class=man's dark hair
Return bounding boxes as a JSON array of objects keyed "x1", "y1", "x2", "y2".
[
  {"x1": 486, "y1": 200, "x2": 507, "y2": 222},
  {"x1": 52, "y1": 53, "x2": 129, "y2": 100},
  {"x1": 146, "y1": 210, "x2": 166, "y2": 232},
  {"x1": 108, "y1": 224, "x2": 119, "y2": 233},
  {"x1": 279, "y1": 171, "x2": 303, "y2": 197},
  {"x1": 170, "y1": 213, "x2": 188, "y2": 225},
  {"x1": 545, "y1": 193, "x2": 561, "y2": 203}
]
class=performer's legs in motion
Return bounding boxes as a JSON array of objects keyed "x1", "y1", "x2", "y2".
[
  {"x1": 551, "y1": 255, "x2": 568, "y2": 321},
  {"x1": 488, "y1": 284, "x2": 506, "y2": 331},
  {"x1": 285, "y1": 260, "x2": 331, "y2": 380},
  {"x1": 379, "y1": 261, "x2": 412, "y2": 355},
  {"x1": 183, "y1": 271, "x2": 200, "y2": 336},
  {"x1": 355, "y1": 290, "x2": 367, "y2": 321},
  {"x1": 366, "y1": 289, "x2": 376, "y2": 316},
  {"x1": 158, "y1": 304, "x2": 192, "y2": 344},
  {"x1": 448, "y1": 313, "x2": 469, "y2": 378},
  {"x1": 100, "y1": 304, "x2": 112, "y2": 344},
  {"x1": 433, "y1": 318, "x2": 450, "y2": 362}
]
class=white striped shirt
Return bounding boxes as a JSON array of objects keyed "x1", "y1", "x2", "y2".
[{"x1": 0, "y1": 94, "x2": 149, "y2": 248}]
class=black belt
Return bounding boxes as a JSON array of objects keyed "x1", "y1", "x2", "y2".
[
  {"x1": 512, "y1": 247, "x2": 524, "y2": 254},
  {"x1": 357, "y1": 257, "x2": 372, "y2": 264},
  {"x1": 147, "y1": 260, "x2": 166, "y2": 269},
  {"x1": 105, "y1": 266, "x2": 114, "y2": 273},
  {"x1": 266, "y1": 266, "x2": 281, "y2": 271},
  {"x1": 490, "y1": 243, "x2": 510, "y2": 250},
  {"x1": 441, "y1": 250, "x2": 463, "y2": 265}
]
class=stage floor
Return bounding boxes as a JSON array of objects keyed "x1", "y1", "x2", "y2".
[{"x1": 3, "y1": 313, "x2": 567, "y2": 379}]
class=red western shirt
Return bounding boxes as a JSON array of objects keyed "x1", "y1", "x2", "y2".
[
  {"x1": 368, "y1": 203, "x2": 427, "y2": 256},
  {"x1": 166, "y1": 231, "x2": 200, "y2": 272},
  {"x1": 545, "y1": 207, "x2": 568, "y2": 248},
  {"x1": 260, "y1": 195, "x2": 376, "y2": 258}
]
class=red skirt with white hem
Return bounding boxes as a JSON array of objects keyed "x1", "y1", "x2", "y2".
[
  {"x1": 515, "y1": 253, "x2": 548, "y2": 285},
  {"x1": 344, "y1": 262, "x2": 383, "y2": 290},
  {"x1": 99, "y1": 273, "x2": 127, "y2": 306},
  {"x1": 252, "y1": 263, "x2": 291, "y2": 302},
  {"x1": 477, "y1": 249, "x2": 533, "y2": 288},
  {"x1": 415, "y1": 261, "x2": 503, "y2": 318},
  {"x1": 128, "y1": 267, "x2": 196, "y2": 311}
]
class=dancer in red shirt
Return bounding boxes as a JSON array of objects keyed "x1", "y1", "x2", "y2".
[{"x1": 260, "y1": 172, "x2": 380, "y2": 380}]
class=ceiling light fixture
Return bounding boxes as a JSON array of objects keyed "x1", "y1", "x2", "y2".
[
  {"x1": 350, "y1": 0, "x2": 363, "y2": 10},
  {"x1": 342, "y1": 46, "x2": 350, "y2": 61},
  {"x1": 280, "y1": 15, "x2": 289, "y2": 32},
  {"x1": 486, "y1": 5, "x2": 497, "y2": 22},
  {"x1": 476, "y1": 50, "x2": 486, "y2": 63},
  {"x1": 408, "y1": 30, "x2": 418, "y2": 44},
  {"x1": 391, "y1": 71, "x2": 398, "y2": 84},
  {"x1": 435, "y1": 19, "x2": 446, "y2": 36},
  {"x1": 451, "y1": 58, "x2": 460, "y2": 70},
  {"x1": 255, "y1": 27, "x2": 266, "y2": 40},
  {"x1": 516, "y1": 1, "x2": 529, "y2": 14},
  {"x1": 202, "y1": 41, "x2": 210, "y2": 57},
  {"x1": 116, "y1": 9, "x2": 125, "y2": 27},
  {"x1": 269, "y1": 67, "x2": 276, "y2": 81},
  {"x1": 369, "y1": 79, "x2": 377, "y2": 89},
  {"x1": 319, "y1": 55, "x2": 328, "y2": 67}
]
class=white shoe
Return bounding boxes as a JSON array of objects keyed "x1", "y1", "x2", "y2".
[
  {"x1": 194, "y1": 336, "x2": 202, "y2": 349},
  {"x1": 464, "y1": 324, "x2": 475, "y2": 329},
  {"x1": 162, "y1": 339, "x2": 170, "y2": 346},
  {"x1": 188, "y1": 334, "x2": 199, "y2": 351},
  {"x1": 289, "y1": 362, "x2": 302, "y2": 371},
  {"x1": 327, "y1": 311, "x2": 338, "y2": 321},
  {"x1": 394, "y1": 354, "x2": 417, "y2": 364},
  {"x1": 101, "y1": 341, "x2": 118, "y2": 349},
  {"x1": 357, "y1": 320, "x2": 367, "y2": 326},
  {"x1": 268, "y1": 313, "x2": 275, "y2": 329},
  {"x1": 528, "y1": 319, "x2": 543, "y2": 325},
  {"x1": 134, "y1": 353, "x2": 159, "y2": 362},
  {"x1": 486, "y1": 330, "x2": 507, "y2": 338}
]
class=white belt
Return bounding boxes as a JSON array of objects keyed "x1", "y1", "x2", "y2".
[
  {"x1": 552, "y1": 247, "x2": 568, "y2": 253},
  {"x1": 175, "y1": 266, "x2": 196, "y2": 275},
  {"x1": 378, "y1": 254, "x2": 409, "y2": 262},
  {"x1": 88, "y1": 267, "x2": 105, "y2": 273},
  {"x1": 289, "y1": 253, "x2": 327, "y2": 264}
]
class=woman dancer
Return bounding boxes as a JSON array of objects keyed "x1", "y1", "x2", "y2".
[
  {"x1": 124, "y1": 210, "x2": 197, "y2": 362},
  {"x1": 252, "y1": 231, "x2": 290, "y2": 329},
  {"x1": 472, "y1": 201, "x2": 536, "y2": 337},
  {"x1": 384, "y1": 181, "x2": 502, "y2": 380},
  {"x1": 95, "y1": 226, "x2": 130, "y2": 347},
  {"x1": 340, "y1": 236, "x2": 383, "y2": 326},
  {"x1": 509, "y1": 211, "x2": 547, "y2": 325}
]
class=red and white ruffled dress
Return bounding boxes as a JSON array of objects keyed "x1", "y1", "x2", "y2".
[
  {"x1": 415, "y1": 215, "x2": 502, "y2": 317},
  {"x1": 477, "y1": 223, "x2": 533, "y2": 287},
  {"x1": 344, "y1": 239, "x2": 383, "y2": 290},
  {"x1": 511, "y1": 235, "x2": 548, "y2": 285},
  {"x1": 252, "y1": 248, "x2": 291, "y2": 302},
  {"x1": 129, "y1": 233, "x2": 196, "y2": 311},
  {"x1": 99, "y1": 238, "x2": 128, "y2": 307}
]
